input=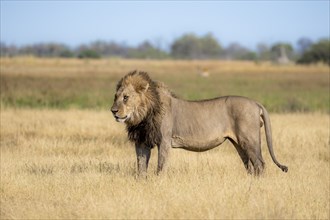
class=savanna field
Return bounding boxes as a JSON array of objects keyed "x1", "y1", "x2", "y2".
[{"x1": 0, "y1": 57, "x2": 329, "y2": 219}]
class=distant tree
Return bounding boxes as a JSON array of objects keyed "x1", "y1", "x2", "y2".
[
  {"x1": 0, "y1": 42, "x2": 18, "y2": 57},
  {"x1": 171, "y1": 34, "x2": 200, "y2": 59},
  {"x1": 171, "y1": 33, "x2": 222, "y2": 59},
  {"x1": 199, "y1": 33, "x2": 223, "y2": 59},
  {"x1": 271, "y1": 43, "x2": 293, "y2": 56},
  {"x1": 271, "y1": 42, "x2": 294, "y2": 63},
  {"x1": 88, "y1": 40, "x2": 129, "y2": 57},
  {"x1": 18, "y1": 43, "x2": 72, "y2": 57},
  {"x1": 153, "y1": 37, "x2": 165, "y2": 52},
  {"x1": 240, "y1": 52, "x2": 257, "y2": 61},
  {"x1": 256, "y1": 43, "x2": 271, "y2": 61},
  {"x1": 88, "y1": 40, "x2": 108, "y2": 56},
  {"x1": 59, "y1": 50, "x2": 74, "y2": 58},
  {"x1": 104, "y1": 42, "x2": 130, "y2": 57},
  {"x1": 225, "y1": 43, "x2": 256, "y2": 60},
  {"x1": 127, "y1": 41, "x2": 169, "y2": 59},
  {"x1": 297, "y1": 39, "x2": 330, "y2": 65},
  {"x1": 77, "y1": 49, "x2": 101, "y2": 59},
  {"x1": 296, "y1": 37, "x2": 313, "y2": 55}
]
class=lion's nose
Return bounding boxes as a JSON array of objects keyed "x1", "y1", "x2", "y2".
[{"x1": 111, "y1": 108, "x2": 118, "y2": 114}]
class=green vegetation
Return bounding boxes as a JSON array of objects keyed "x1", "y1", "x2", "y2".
[
  {"x1": 1, "y1": 34, "x2": 328, "y2": 64},
  {"x1": 127, "y1": 41, "x2": 169, "y2": 59},
  {"x1": 170, "y1": 33, "x2": 222, "y2": 59},
  {"x1": 271, "y1": 43, "x2": 294, "y2": 60},
  {"x1": 0, "y1": 58, "x2": 328, "y2": 112},
  {"x1": 78, "y1": 49, "x2": 101, "y2": 59},
  {"x1": 298, "y1": 39, "x2": 330, "y2": 65}
]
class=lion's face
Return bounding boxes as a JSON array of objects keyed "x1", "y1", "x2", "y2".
[{"x1": 111, "y1": 82, "x2": 149, "y2": 125}]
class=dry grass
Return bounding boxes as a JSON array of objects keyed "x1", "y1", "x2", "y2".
[{"x1": 1, "y1": 109, "x2": 329, "y2": 219}]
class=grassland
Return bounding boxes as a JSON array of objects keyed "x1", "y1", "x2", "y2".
[
  {"x1": 1, "y1": 109, "x2": 329, "y2": 219},
  {"x1": 0, "y1": 57, "x2": 329, "y2": 219},
  {"x1": 1, "y1": 57, "x2": 329, "y2": 112}
]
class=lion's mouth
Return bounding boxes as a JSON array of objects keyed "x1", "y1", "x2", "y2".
[{"x1": 114, "y1": 115, "x2": 128, "y2": 122}]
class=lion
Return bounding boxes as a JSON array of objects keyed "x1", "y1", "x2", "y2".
[{"x1": 111, "y1": 71, "x2": 288, "y2": 177}]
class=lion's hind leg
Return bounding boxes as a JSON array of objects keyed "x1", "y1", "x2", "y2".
[
  {"x1": 228, "y1": 138, "x2": 253, "y2": 174},
  {"x1": 235, "y1": 117, "x2": 265, "y2": 176},
  {"x1": 242, "y1": 139, "x2": 265, "y2": 176},
  {"x1": 247, "y1": 151, "x2": 265, "y2": 176}
]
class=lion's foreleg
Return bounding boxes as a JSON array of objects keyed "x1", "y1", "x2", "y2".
[
  {"x1": 135, "y1": 144, "x2": 151, "y2": 178},
  {"x1": 157, "y1": 142, "x2": 170, "y2": 175}
]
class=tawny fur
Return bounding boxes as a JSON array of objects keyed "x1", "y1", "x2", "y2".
[{"x1": 111, "y1": 71, "x2": 288, "y2": 177}]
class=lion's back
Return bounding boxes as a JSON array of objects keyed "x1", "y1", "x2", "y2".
[{"x1": 168, "y1": 96, "x2": 261, "y2": 139}]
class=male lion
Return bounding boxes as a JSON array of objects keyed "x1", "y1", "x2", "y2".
[{"x1": 111, "y1": 71, "x2": 288, "y2": 177}]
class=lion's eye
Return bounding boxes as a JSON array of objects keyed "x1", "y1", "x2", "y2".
[{"x1": 123, "y1": 95, "x2": 129, "y2": 102}]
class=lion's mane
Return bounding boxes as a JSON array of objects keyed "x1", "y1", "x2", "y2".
[{"x1": 116, "y1": 71, "x2": 163, "y2": 148}]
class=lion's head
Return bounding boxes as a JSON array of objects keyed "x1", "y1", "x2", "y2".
[
  {"x1": 111, "y1": 71, "x2": 161, "y2": 126},
  {"x1": 111, "y1": 71, "x2": 163, "y2": 147}
]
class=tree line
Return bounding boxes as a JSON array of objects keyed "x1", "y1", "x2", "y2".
[{"x1": 1, "y1": 33, "x2": 329, "y2": 64}]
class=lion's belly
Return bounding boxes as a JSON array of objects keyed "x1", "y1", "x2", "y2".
[
  {"x1": 171, "y1": 112, "x2": 227, "y2": 151},
  {"x1": 171, "y1": 134, "x2": 226, "y2": 152},
  {"x1": 169, "y1": 97, "x2": 230, "y2": 151}
]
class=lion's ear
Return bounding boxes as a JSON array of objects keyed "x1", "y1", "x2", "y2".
[
  {"x1": 143, "y1": 83, "x2": 149, "y2": 92},
  {"x1": 135, "y1": 82, "x2": 149, "y2": 93}
]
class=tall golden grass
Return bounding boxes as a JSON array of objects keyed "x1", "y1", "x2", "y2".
[{"x1": 1, "y1": 109, "x2": 329, "y2": 219}]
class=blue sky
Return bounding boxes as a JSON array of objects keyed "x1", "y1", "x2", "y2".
[{"x1": 1, "y1": 1, "x2": 329, "y2": 50}]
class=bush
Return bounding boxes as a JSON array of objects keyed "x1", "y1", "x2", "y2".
[
  {"x1": 59, "y1": 50, "x2": 74, "y2": 58},
  {"x1": 78, "y1": 49, "x2": 101, "y2": 59},
  {"x1": 170, "y1": 33, "x2": 222, "y2": 59},
  {"x1": 297, "y1": 39, "x2": 330, "y2": 65}
]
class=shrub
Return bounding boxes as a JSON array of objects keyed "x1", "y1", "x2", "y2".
[
  {"x1": 78, "y1": 49, "x2": 101, "y2": 59},
  {"x1": 297, "y1": 39, "x2": 330, "y2": 65}
]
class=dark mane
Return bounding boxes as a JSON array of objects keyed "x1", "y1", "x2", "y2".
[{"x1": 121, "y1": 70, "x2": 163, "y2": 148}]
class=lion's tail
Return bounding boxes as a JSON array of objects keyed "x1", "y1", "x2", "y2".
[{"x1": 259, "y1": 104, "x2": 288, "y2": 173}]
